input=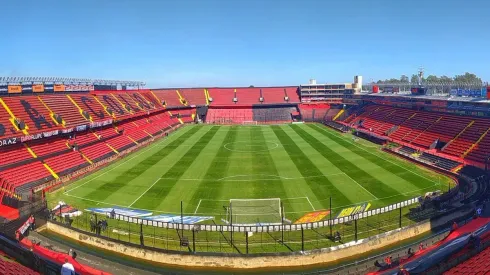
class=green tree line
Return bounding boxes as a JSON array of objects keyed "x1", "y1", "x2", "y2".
[{"x1": 375, "y1": 72, "x2": 483, "y2": 84}]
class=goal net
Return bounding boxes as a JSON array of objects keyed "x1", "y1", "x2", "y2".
[
  {"x1": 242, "y1": 121, "x2": 258, "y2": 126},
  {"x1": 225, "y1": 198, "x2": 282, "y2": 226}
]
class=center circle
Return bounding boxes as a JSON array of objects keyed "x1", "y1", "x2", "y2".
[{"x1": 224, "y1": 141, "x2": 279, "y2": 152}]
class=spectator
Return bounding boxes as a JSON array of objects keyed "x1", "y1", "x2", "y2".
[
  {"x1": 419, "y1": 243, "x2": 424, "y2": 251},
  {"x1": 407, "y1": 247, "x2": 414, "y2": 257},
  {"x1": 385, "y1": 256, "x2": 392, "y2": 267},
  {"x1": 61, "y1": 258, "x2": 75, "y2": 275},
  {"x1": 29, "y1": 215, "x2": 35, "y2": 230},
  {"x1": 110, "y1": 209, "x2": 116, "y2": 219}
]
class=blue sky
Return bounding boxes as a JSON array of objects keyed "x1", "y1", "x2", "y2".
[{"x1": 1, "y1": 0, "x2": 489, "y2": 88}]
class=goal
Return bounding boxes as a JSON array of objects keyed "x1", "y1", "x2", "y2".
[
  {"x1": 225, "y1": 198, "x2": 283, "y2": 225},
  {"x1": 242, "y1": 121, "x2": 258, "y2": 126}
]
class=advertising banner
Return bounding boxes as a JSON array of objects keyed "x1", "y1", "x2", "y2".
[
  {"x1": 0, "y1": 137, "x2": 19, "y2": 147},
  {"x1": 54, "y1": 84, "x2": 65, "y2": 92},
  {"x1": 87, "y1": 206, "x2": 152, "y2": 217},
  {"x1": 44, "y1": 84, "x2": 54, "y2": 91},
  {"x1": 8, "y1": 85, "x2": 22, "y2": 94},
  {"x1": 21, "y1": 84, "x2": 32, "y2": 92},
  {"x1": 32, "y1": 84, "x2": 44, "y2": 93},
  {"x1": 294, "y1": 210, "x2": 330, "y2": 224}
]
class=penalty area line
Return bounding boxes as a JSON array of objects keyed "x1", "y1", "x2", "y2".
[
  {"x1": 194, "y1": 199, "x2": 202, "y2": 214},
  {"x1": 128, "y1": 177, "x2": 161, "y2": 207},
  {"x1": 305, "y1": 196, "x2": 316, "y2": 211},
  {"x1": 342, "y1": 172, "x2": 378, "y2": 200}
]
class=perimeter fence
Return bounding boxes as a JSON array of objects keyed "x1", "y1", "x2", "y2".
[{"x1": 48, "y1": 197, "x2": 432, "y2": 255}]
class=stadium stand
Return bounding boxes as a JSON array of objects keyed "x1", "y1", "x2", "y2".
[
  {"x1": 235, "y1": 87, "x2": 261, "y2": 105},
  {"x1": 445, "y1": 245, "x2": 490, "y2": 274},
  {"x1": 179, "y1": 88, "x2": 207, "y2": 105},
  {"x1": 3, "y1": 82, "x2": 490, "y2": 274},
  {"x1": 261, "y1": 87, "x2": 299, "y2": 104},
  {"x1": 207, "y1": 88, "x2": 236, "y2": 106},
  {"x1": 152, "y1": 89, "x2": 186, "y2": 107},
  {"x1": 0, "y1": 89, "x2": 196, "y2": 218},
  {"x1": 0, "y1": 162, "x2": 53, "y2": 192},
  {"x1": 206, "y1": 107, "x2": 253, "y2": 124},
  {"x1": 339, "y1": 104, "x2": 490, "y2": 165},
  {"x1": 69, "y1": 94, "x2": 109, "y2": 121},
  {"x1": 1, "y1": 96, "x2": 59, "y2": 134},
  {"x1": 0, "y1": 254, "x2": 39, "y2": 275},
  {"x1": 42, "y1": 95, "x2": 89, "y2": 126},
  {"x1": 0, "y1": 144, "x2": 34, "y2": 167},
  {"x1": 252, "y1": 107, "x2": 295, "y2": 123},
  {"x1": 299, "y1": 103, "x2": 330, "y2": 122}
]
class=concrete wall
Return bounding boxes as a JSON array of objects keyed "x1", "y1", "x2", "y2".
[{"x1": 47, "y1": 220, "x2": 431, "y2": 270}]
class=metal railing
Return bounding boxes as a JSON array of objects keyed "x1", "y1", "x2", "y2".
[{"x1": 50, "y1": 198, "x2": 426, "y2": 256}]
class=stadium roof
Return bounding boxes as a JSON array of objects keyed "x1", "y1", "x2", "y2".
[{"x1": 0, "y1": 76, "x2": 145, "y2": 87}]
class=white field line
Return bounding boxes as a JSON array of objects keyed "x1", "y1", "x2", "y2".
[
  {"x1": 342, "y1": 172, "x2": 378, "y2": 200},
  {"x1": 63, "y1": 130, "x2": 180, "y2": 195},
  {"x1": 194, "y1": 199, "x2": 202, "y2": 214},
  {"x1": 128, "y1": 178, "x2": 161, "y2": 207},
  {"x1": 158, "y1": 172, "x2": 345, "y2": 182},
  {"x1": 314, "y1": 124, "x2": 441, "y2": 185},
  {"x1": 305, "y1": 196, "x2": 316, "y2": 211},
  {"x1": 282, "y1": 196, "x2": 313, "y2": 201}
]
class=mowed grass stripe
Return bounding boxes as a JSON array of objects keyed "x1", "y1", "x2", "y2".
[
  {"x1": 249, "y1": 127, "x2": 288, "y2": 201},
  {"x1": 271, "y1": 125, "x2": 350, "y2": 209},
  {"x1": 158, "y1": 126, "x2": 230, "y2": 212},
  {"x1": 290, "y1": 124, "x2": 399, "y2": 200},
  {"x1": 309, "y1": 124, "x2": 435, "y2": 189},
  {"x1": 185, "y1": 127, "x2": 239, "y2": 213},
  {"x1": 302, "y1": 125, "x2": 420, "y2": 195},
  {"x1": 132, "y1": 126, "x2": 220, "y2": 209},
  {"x1": 66, "y1": 126, "x2": 191, "y2": 197},
  {"x1": 87, "y1": 126, "x2": 202, "y2": 201}
]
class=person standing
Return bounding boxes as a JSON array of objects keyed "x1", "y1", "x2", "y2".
[{"x1": 61, "y1": 258, "x2": 75, "y2": 275}]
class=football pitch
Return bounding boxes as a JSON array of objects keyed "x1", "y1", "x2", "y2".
[{"x1": 50, "y1": 123, "x2": 452, "y2": 223}]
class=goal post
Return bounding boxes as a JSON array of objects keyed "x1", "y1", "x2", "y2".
[
  {"x1": 227, "y1": 198, "x2": 282, "y2": 225},
  {"x1": 242, "y1": 121, "x2": 258, "y2": 126}
]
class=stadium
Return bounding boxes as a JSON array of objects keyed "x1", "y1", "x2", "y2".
[{"x1": 0, "y1": 73, "x2": 488, "y2": 275}]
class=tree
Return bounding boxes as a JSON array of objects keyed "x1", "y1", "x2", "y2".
[
  {"x1": 453, "y1": 72, "x2": 482, "y2": 84},
  {"x1": 400, "y1": 75, "x2": 409, "y2": 83},
  {"x1": 410, "y1": 74, "x2": 419, "y2": 84},
  {"x1": 425, "y1": 75, "x2": 440, "y2": 83},
  {"x1": 439, "y1": 75, "x2": 453, "y2": 84},
  {"x1": 373, "y1": 72, "x2": 482, "y2": 86}
]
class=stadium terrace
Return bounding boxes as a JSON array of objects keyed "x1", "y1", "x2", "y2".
[{"x1": 0, "y1": 76, "x2": 489, "y2": 274}]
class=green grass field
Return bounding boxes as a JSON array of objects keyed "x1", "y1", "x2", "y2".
[{"x1": 49, "y1": 123, "x2": 453, "y2": 224}]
